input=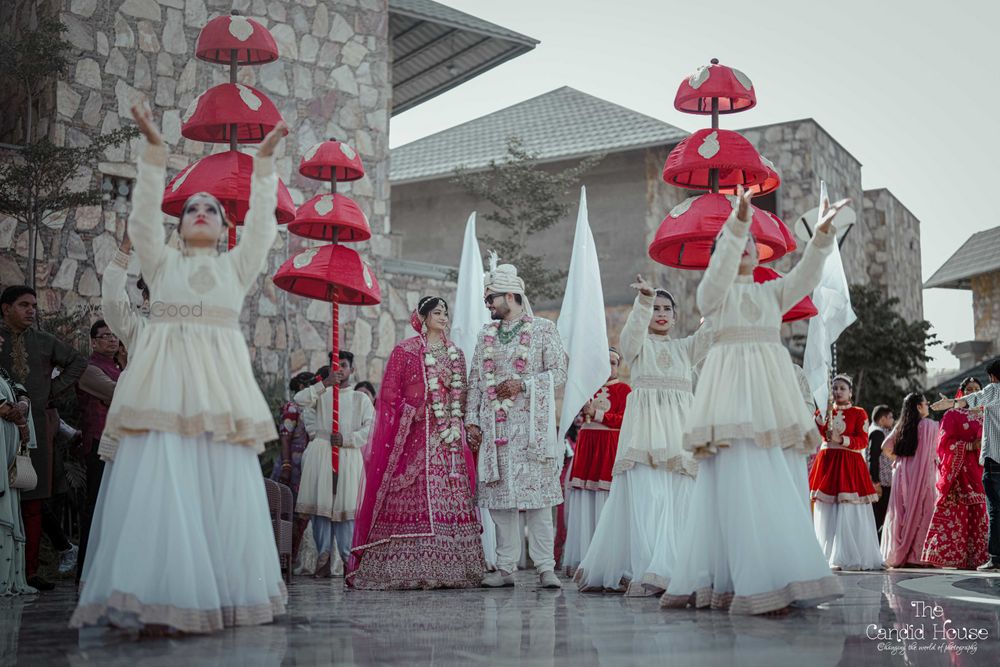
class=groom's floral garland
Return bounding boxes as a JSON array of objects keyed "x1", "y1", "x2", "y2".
[
  {"x1": 424, "y1": 342, "x2": 465, "y2": 444},
  {"x1": 481, "y1": 314, "x2": 532, "y2": 446}
]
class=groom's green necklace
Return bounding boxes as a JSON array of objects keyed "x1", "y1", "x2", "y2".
[{"x1": 497, "y1": 320, "x2": 527, "y2": 345}]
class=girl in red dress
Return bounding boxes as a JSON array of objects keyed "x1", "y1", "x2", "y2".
[
  {"x1": 808, "y1": 375, "x2": 884, "y2": 570},
  {"x1": 922, "y1": 378, "x2": 989, "y2": 569}
]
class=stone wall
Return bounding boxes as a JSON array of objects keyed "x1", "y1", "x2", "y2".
[
  {"x1": 862, "y1": 188, "x2": 924, "y2": 320},
  {"x1": 971, "y1": 271, "x2": 1000, "y2": 350},
  {"x1": 1, "y1": 0, "x2": 396, "y2": 390}
]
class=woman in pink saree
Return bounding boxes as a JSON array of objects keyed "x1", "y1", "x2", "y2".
[
  {"x1": 881, "y1": 393, "x2": 938, "y2": 568},
  {"x1": 922, "y1": 378, "x2": 988, "y2": 569},
  {"x1": 347, "y1": 296, "x2": 485, "y2": 589}
]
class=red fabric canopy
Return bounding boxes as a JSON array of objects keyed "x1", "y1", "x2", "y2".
[
  {"x1": 648, "y1": 193, "x2": 792, "y2": 269},
  {"x1": 662, "y1": 129, "x2": 770, "y2": 191},
  {"x1": 181, "y1": 83, "x2": 284, "y2": 144},
  {"x1": 196, "y1": 13, "x2": 279, "y2": 65},
  {"x1": 719, "y1": 154, "x2": 781, "y2": 198},
  {"x1": 299, "y1": 140, "x2": 365, "y2": 182},
  {"x1": 753, "y1": 266, "x2": 818, "y2": 322},
  {"x1": 273, "y1": 244, "x2": 381, "y2": 305},
  {"x1": 288, "y1": 193, "x2": 371, "y2": 243},
  {"x1": 162, "y1": 151, "x2": 296, "y2": 225},
  {"x1": 674, "y1": 61, "x2": 756, "y2": 115}
]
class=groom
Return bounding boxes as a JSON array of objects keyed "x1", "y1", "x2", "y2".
[{"x1": 466, "y1": 260, "x2": 567, "y2": 588}]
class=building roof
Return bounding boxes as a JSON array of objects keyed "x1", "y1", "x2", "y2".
[
  {"x1": 924, "y1": 226, "x2": 1000, "y2": 289},
  {"x1": 927, "y1": 359, "x2": 997, "y2": 400},
  {"x1": 389, "y1": 0, "x2": 538, "y2": 115},
  {"x1": 390, "y1": 86, "x2": 689, "y2": 183}
]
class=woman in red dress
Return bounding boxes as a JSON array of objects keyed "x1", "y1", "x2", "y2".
[
  {"x1": 808, "y1": 375, "x2": 884, "y2": 570},
  {"x1": 562, "y1": 349, "x2": 631, "y2": 575},
  {"x1": 922, "y1": 378, "x2": 989, "y2": 569}
]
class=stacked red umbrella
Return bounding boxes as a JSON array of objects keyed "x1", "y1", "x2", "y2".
[
  {"x1": 274, "y1": 139, "x2": 381, "y2": 481},
  {"x1": 649, "y1": 59, "x2": 801, "y2": 283},
  {"x1": 165, "y1": 11, "x2": 293, "y2": 249}
]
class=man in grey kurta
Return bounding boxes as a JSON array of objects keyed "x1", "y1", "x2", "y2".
[
  {"x1": 466, "y1": 261, "x2": 567, "y2": 588},
  {"x1": 0, "y1": 286, "x2": 86, "y2": 585}
]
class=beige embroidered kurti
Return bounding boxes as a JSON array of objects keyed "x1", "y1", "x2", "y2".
[
  {"x1": 683, "y1": 210, "x2": 835, "y2": 457},
  {"x1": 467, "y1": 317, "x2": 567, "y2": 510},
  {"x1": 101, "y1": 143, "x2": 279, "y2": 452},
  {"x1": 613, "y1": 293, "x2": 714, "y2": 478}
]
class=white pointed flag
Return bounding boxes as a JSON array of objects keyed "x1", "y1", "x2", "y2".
[
  {"x1": 451, "y1": 212, "x2": 490, "y2": 374},
  {"x1": 557, "y1": 187, "x2": 611, "y2": 442},
  {"x1": 803, "y1": 181, "x2": 858, "y2": 409}
]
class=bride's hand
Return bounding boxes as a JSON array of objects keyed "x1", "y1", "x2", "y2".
[
  {"x1": 130, "y1": 103, "x2": 163, "y2": 146},
  {"x1": 258, "y1": 121, "x2": 289, "y2": 158}
]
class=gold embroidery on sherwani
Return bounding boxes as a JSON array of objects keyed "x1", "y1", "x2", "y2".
[{"x1": 9, "y1": 332, "x2": 29, "y2": 383}]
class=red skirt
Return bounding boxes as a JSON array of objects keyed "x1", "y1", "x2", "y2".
[
  {"x1": 570, "y1": 427, "x2": 619, "y2": 491},
  {"x1": 809, "y1": 448, "x2": 878, "y2": 504}
]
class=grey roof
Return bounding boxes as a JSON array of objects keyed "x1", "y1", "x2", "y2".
[
  {"x1": 924, "y1": 226, "x2": 1000, "y2": 289},
  {"x1": 389, "y1": 0, "x2": 538, "y2": 115},
  {"x1": 390, "y1": 87, "x2": 689, "y2": 183}
]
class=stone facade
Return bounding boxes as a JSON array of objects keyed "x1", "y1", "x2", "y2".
[
  {"x1": 971, "y1": 271, "x2": 1000, "y2": 352},
  {"x1": 391, "y1": 117, "x2": 925, "y2": 359},
  {"x1": 1, "y1": 0, "x2": 398, "y2": 388}
]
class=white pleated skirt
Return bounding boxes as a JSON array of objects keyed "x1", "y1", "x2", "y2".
[
  {"x1": 575, "y1": 465, "x2": 692, "y2": 595},
  {"x1": 662, "y1": 439, "x2": 842, "y2": 614},
  {"x1": 813, "y1": 502, "x2": 884, "y2": 571},
  {"x1": 562, "y1": 488, "x2": 609, "y2": 572},
  {"x1": 70, "y1": 432, "x2": 286, "y2": 633}
]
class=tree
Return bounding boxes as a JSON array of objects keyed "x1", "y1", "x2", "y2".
[
  {"x1": 0, "y1": 18, "x2": 137, "y2": 288},
  {"x1": 836, "y1": 284, "x2": 939, "y2": 411},
  {"x1": 452, "y1": 137, "x2": 602, "y2": 300}
]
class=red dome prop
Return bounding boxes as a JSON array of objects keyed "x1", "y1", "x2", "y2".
[
  {"x1": 289, "y1": 193, "x2": 372, "y2": 242},
  {"x1": 163, "y1": 151, "x2": 296, "y2": 225},
  {"x1": 674, "y1": 61, "x2": 756, "y2": 114},
  {"x1": 662, "y1": 129, "x2": 770, "y2": 191},
  {"x1": 719, "y1": 155, "x2": 781, "y2": 198},
  {"x1": 181, "y1": 83, "x2": 284, "y2": 144},
  {"x1": 753, "y1": 266, "x2": 818, "y2": 322},
  {"x1": 196, "y1": 13, "x2": 279, "y2": 65},
  {"x1": 647, "y1": 193, "x2": 791, "y2": 269},
  {"x1": 298, "y1": 141, "x2": 365, "y2": 181},
  {"x1": 273, "y1": 245, "x2": 381, "y2": 305}
]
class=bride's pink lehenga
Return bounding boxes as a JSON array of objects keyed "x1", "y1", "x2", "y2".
[{"x1": 347, "y1": 315, "x2": 485, "y2": 590}]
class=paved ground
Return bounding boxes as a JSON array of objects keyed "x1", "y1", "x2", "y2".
[{"x1": 2, "y1": 569, "x2": 1000, "y2": 666}]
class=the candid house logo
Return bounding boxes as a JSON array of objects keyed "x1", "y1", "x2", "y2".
[{"x1": 867, "y1": 601, "x2": 989, "y2": 656}]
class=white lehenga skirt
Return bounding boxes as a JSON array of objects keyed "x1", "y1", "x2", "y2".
[
  {"x1": 661, "y1": 439, "x2": 842, "y2": 614},
  {"x1": 814, "y1": 502, "x2": 884, "y2": 571},
  {"x1": 70, "y1": 432, "x2": 287, "y2": 633},
  {"x1": 562, "y1": 487, "x2": 609, "y2": 573},
  {"x1": 575, "y1": 465, "x2": 691, "y2": 595},
  {"x1": 296, "y1": 439, "x2": 335, "y2": 519}
]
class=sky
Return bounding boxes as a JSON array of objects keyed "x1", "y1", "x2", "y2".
[{"x1": 389, "y1": 0, "x2": 1000, "y2": 369}]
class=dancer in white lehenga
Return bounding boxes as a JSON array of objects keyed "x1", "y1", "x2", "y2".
[
  {"x1": 575, "y1": 276, "x2": 712, "y2": 595},
  {"x1": 70, "y1": 106, "x2": 288, "y2": 635},
  {"x1": 662, "y1": 187, "x2": 846, "y2": 615}
]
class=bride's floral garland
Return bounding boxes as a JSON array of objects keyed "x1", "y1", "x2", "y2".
[
  {"x1": 481, "y1": 314, "x2": 532, "y2": 446},
  {"x1": 424, "y1": 341, "x2": 465, "y2": 445}
]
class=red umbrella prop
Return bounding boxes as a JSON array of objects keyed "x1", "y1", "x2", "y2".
[
  {"x1": 288, "y1": 193, "x2": 372, "y2": 242},
  {"x1": 662, "y1": 128, "x2": 770, "y2": 192},
  {"x1": 196, "y1": 12, "x2": 279, "y2": 65},
  {"x1": 163, "y1": 151, "x2": 296, "y2": 225},
  {"x1": 753, "y1": 266, "x2": 818, "y2": 322},
  {"x1": 648, "y1": 193, "x2": 792, "y2": 269},
  {"x1": 719, "y1": 155, "x2": 781, "y2": 198},
  {"x1": 181, "y1": 83, "x2": 284, "y2": 144},
  {"x1": 674, "y1": 59, "x2": 756, "y2": 114},
  {"x1": 299, "y1": 140, "x2": 365, "y2": 182},
  {"x1": 273, "y1": 245, "x2": 380, "y2": 305}
]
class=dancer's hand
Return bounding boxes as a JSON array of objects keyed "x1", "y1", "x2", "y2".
[
  {"x1": 735, "y1": 185, "x2": 753, "y2": 223},
  {"x1": 629, "y1": 274, "x2": 655, "y2": 297},
  {"x1": 582, "y1": 401, "x2": 596, "y2": 419},
  {"x1": 131, "y1": 103, "x2": 163, "y2": 146},
  {"x1": 258, "y1": 121, "x2": 289, "y2": 158},
  {"x1": 930, "y1": 394, "x2": 953, "y2": 412},
  {"x1": 815, "y1": 195, "x2": 851, "y2": 236},
  {"x1": 120, "y1": 221, "x2": 132, "y2": 253}
]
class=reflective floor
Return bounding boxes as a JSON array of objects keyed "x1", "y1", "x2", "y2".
[{"x1": 2, "y1": 569, "x2": 1000, "y2": 666}]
